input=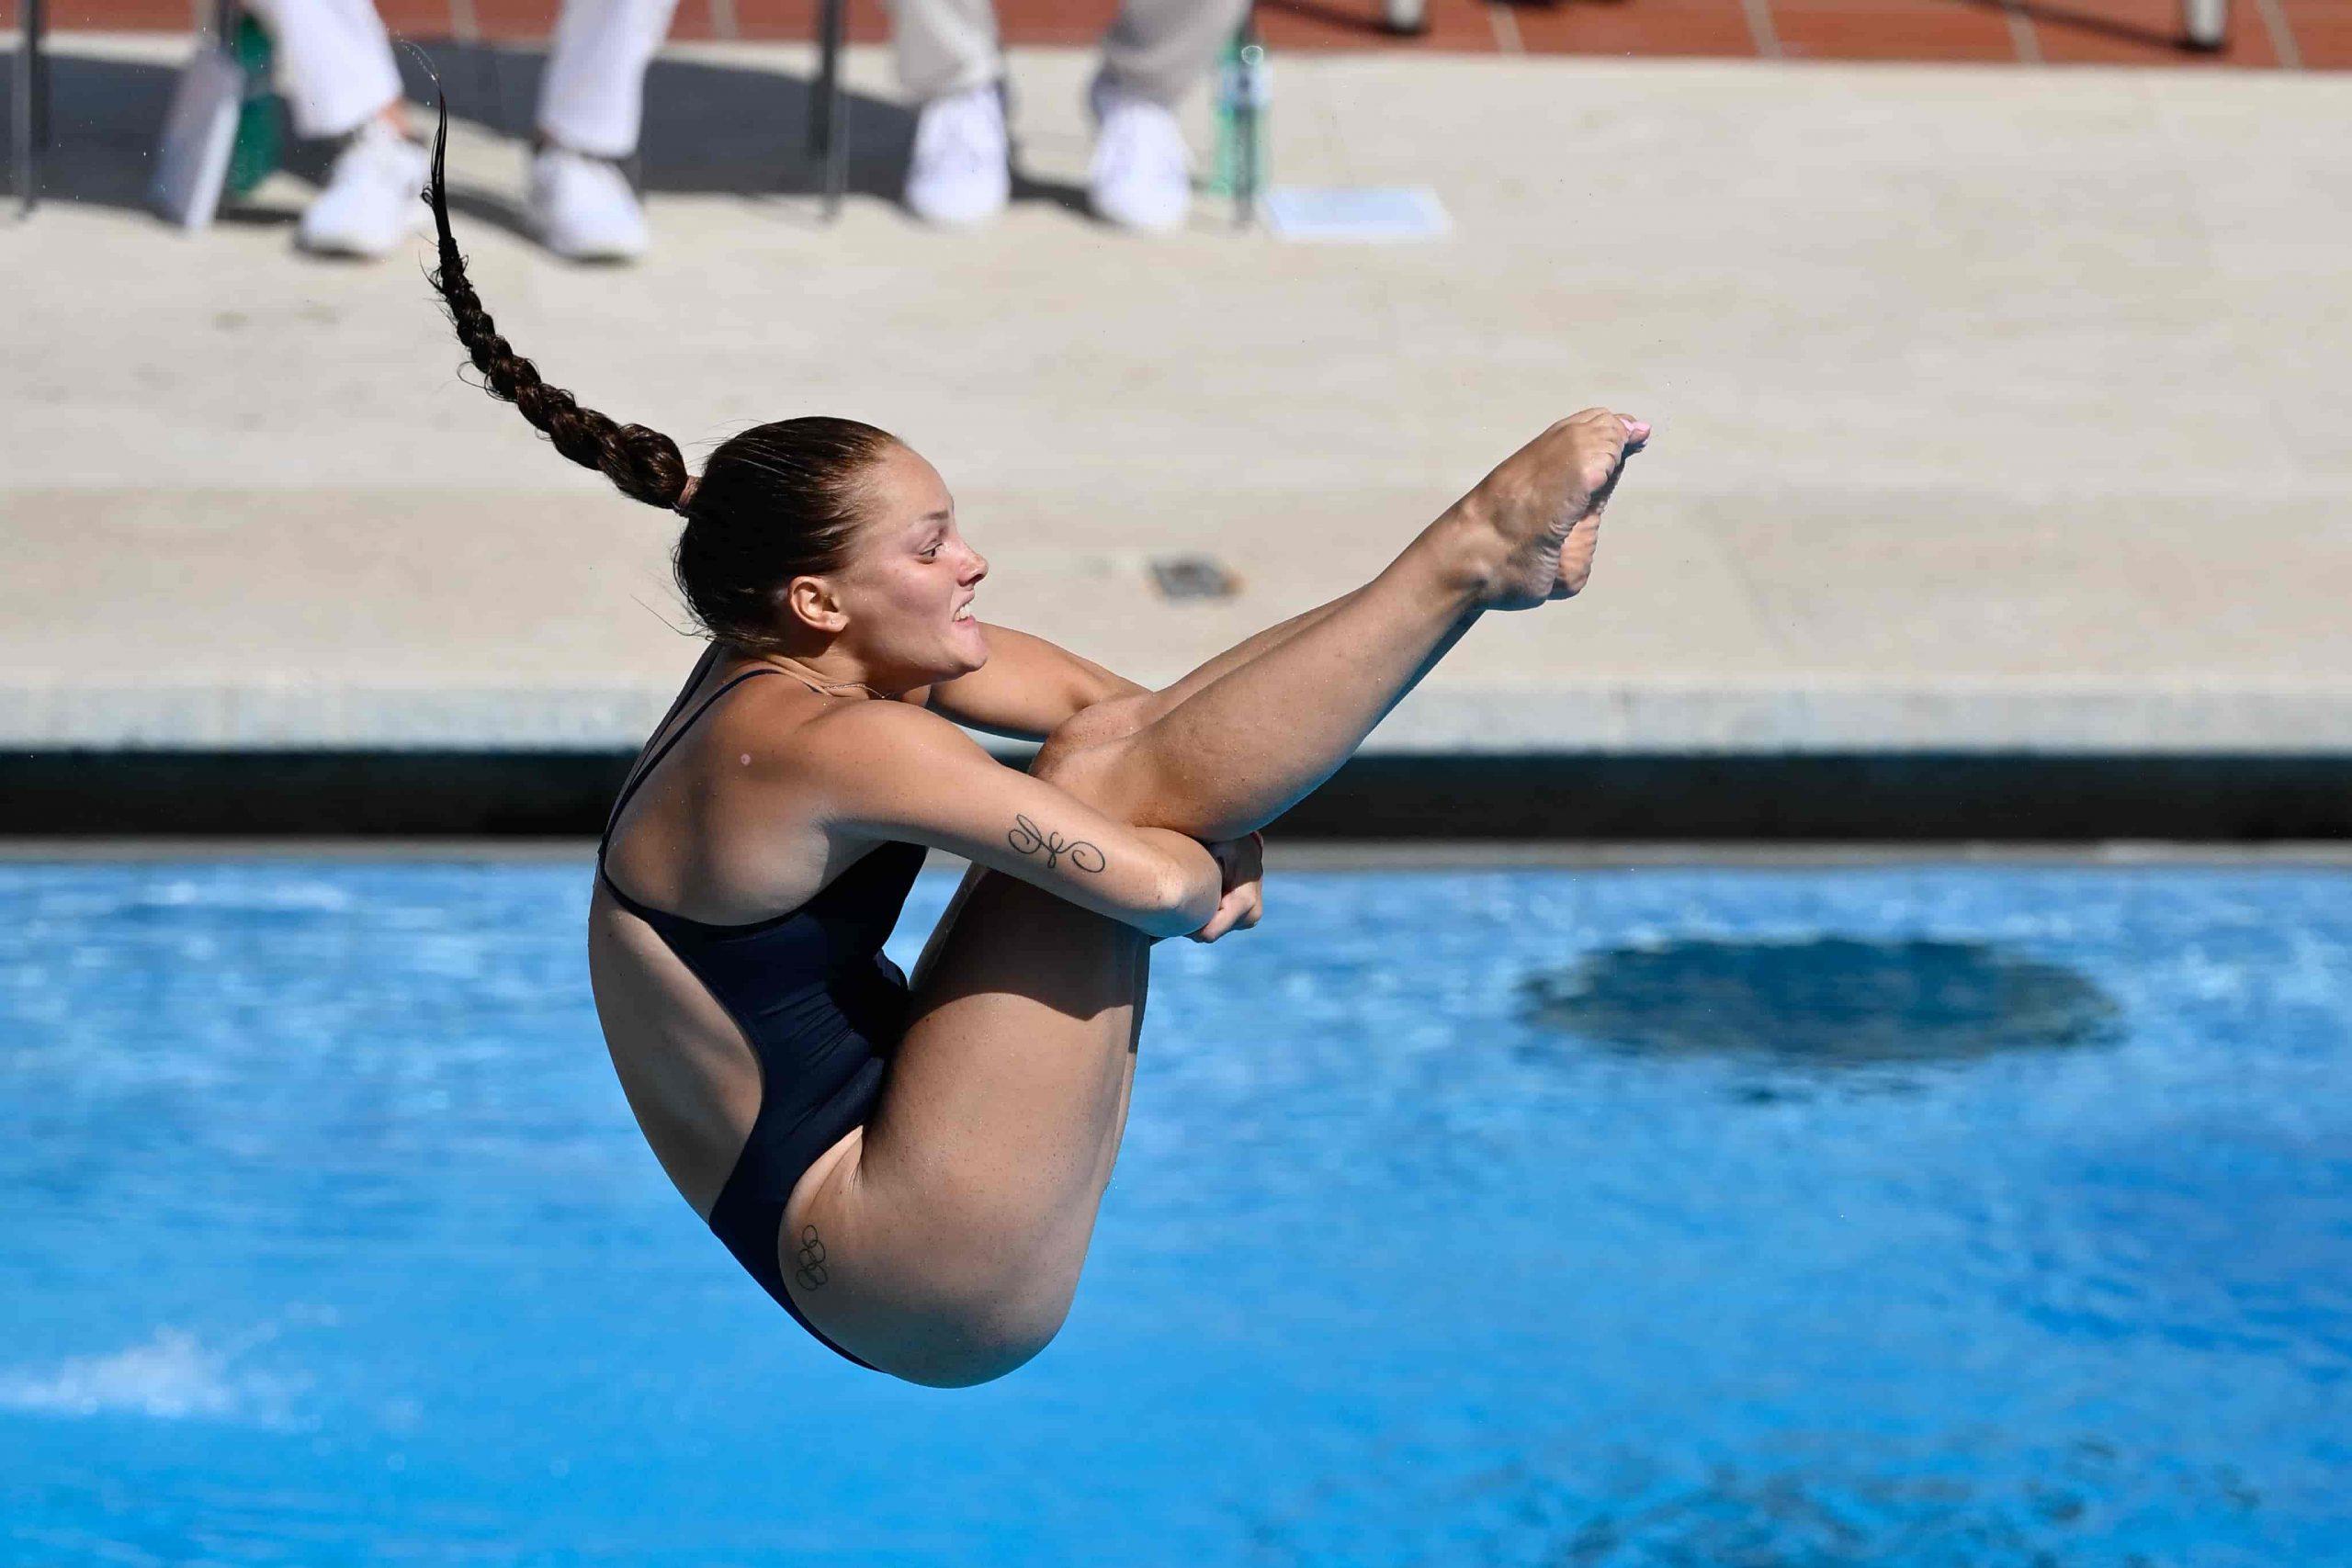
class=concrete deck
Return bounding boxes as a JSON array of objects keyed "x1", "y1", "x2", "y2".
[{"x1": 7, "y1": 38, "x2": 2351, "y2": 759}]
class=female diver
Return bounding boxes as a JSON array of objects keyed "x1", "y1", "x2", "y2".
[{"x1": 420, "y1": 108, "x2": 1646, "y2": 1387}]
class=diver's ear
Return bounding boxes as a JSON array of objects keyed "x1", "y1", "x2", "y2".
[{"x1": 782, "y1": 575, "x2": 849, "y2": 636}]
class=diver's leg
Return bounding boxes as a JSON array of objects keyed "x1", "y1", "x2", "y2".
[
  {"x1": 1136, "y1": 583, "x2": 1366, "y2": 717},
  {"x1": 1065, "y1": 409, "x2": 1644, "y2": 840},
  {"x1": 778, "y1": 728, "x2": 1159, "y2": 1388},
  {"x1": 775, "y1": 411, "x2": 1641, "y2": 1386}
]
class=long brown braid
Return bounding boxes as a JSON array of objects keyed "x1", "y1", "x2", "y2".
[
  {"x1": 421, "y1": 96, "x2": 690, "y2": 513},
  {"x1": 417, "y1": 95, "x2": 901, "y2": 653}
]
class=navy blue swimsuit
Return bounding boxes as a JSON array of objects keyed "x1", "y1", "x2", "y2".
[{"x1": 597, "y1": 658, "x2": 925, "y2": 1369}]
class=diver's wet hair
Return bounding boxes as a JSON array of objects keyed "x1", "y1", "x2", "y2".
[{"x1": 421, "y1": 97, "x2": 898, "y2": 653}]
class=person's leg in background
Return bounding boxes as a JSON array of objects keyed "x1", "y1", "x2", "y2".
[
  {"x1": 888, "y1": 0, "x2": 1010, "y2": 225},
  {"x1": 1089, "y1": 0, "x2": 1246, "y2": 230},
  {"x1": 530, "y1": 0, "x2": 680, "y2": 260},
  {"x1": 243, "y1": 0, "x2": 427, "y2": 256}
]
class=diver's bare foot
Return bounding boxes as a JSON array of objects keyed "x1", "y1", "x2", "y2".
[{"x1": 1442, "y1": 410, "x2": 1648, "y2": 610}]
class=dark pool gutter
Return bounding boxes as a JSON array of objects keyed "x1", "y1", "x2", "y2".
[{"x1": 3, "y1": 750, "x2": 2347, "y2": 841}]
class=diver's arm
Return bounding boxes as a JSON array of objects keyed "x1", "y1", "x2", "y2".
[
  {"x1": 907, "y1": 625, "x2": 1146, "y2": 741},
  {"x1": 794, "y1": 701, "x2": 1219, "y2": 939}
]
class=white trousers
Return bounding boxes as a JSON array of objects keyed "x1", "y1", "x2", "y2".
[
  {"x1": 888, "y1": 0, "x2": 1247, "y2": 107},
  {"x1": 248, "y1": 0, "x2": 1241, "y2": 152},
  {"x1": 240, "y1": 0, "x2": 403, "y2": 141},
  {"x1": 243, "y1": 0, "x2": 675, "y2": 155}
]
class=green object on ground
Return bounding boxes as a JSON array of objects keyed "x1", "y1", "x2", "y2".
[
  {"x1": 224, "y1": 16, "x2": 284, "y2": 199},
  {"x1": 1209, "y1": 27, "x2": 1268, "y2": 203}
]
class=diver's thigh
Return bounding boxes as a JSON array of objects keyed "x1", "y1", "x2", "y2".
[{"x1": 778, "y1": 868, "x2": 1151, "y2": 1375}]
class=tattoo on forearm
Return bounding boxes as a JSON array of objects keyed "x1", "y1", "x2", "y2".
[
  {"x1": 794, "y1": 1225, "x2": 830, "y2": 1290},
  {"x1": 1008, "y1": 814, "x2": 1107, "y2": 874}
]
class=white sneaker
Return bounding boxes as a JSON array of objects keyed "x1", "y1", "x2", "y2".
[
  {"x1": 904, "y1": 84, "x2": 1010, "y2": 227},
  {"x1": 527, "y1": 145, "x2": 649, "y2": 262},
  {"x1": 298, "y1": 118, "x2": 431, "y2": 258},
  {"x1": 1087, "y1": 75, "x2": 1190, "y2": 232}
]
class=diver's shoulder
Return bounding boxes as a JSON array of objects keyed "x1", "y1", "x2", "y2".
[{"x1": 797, "y1": 693, "x2": 971, "y2": 752}]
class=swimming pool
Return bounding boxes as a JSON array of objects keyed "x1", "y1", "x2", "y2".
[{"x1": 4, "y1": 859, "x2": 2347, "y2": 1564}]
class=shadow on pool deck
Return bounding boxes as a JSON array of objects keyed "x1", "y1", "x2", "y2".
[{"x1": 0, "y1": 41, "x2": 944, "y2": 220}]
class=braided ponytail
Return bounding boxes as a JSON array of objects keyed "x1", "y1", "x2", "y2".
[
  {"x1": 422, "y1": 97, "x2": 691, "y2": 513},
  {"x1": 418, "y1": 95, "x2": 901, "y2": 654}
]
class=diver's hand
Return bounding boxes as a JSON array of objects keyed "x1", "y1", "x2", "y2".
[{"x1": 1188, "y1": 831, "x2": 1264, "y2": 943}]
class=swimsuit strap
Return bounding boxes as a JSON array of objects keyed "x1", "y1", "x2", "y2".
[
  {"x1": 598, "y1": 664, "x2": 794, "y2": 859},
  {"x1": 610, "y1": 643, "x2": 721, "y2": 815}
]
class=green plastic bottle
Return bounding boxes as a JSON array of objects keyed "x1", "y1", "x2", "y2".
[
  {"x1": 1209, "y1": 20, "x2": 1267, "y2": 215},
  {"x1": 223, "y1": 14, "x2": 284, "y2": 199}
]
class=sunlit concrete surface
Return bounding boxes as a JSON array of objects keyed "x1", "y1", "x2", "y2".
[{"x1": 6, "y1": 38, "x2": 2349, "y2": 753}]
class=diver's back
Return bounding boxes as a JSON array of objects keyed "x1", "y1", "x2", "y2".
[{"x1": 584, "y1": 651, "x2": 925, "y2": 1367}]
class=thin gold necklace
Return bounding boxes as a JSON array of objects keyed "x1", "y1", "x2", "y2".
[{"x1": 758, "y1": 654, "x2": 887, "y2": 701}]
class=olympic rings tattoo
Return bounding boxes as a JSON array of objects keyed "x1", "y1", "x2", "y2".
[{"x1": 794, "y1": 1225, "x2": 830, "y2": 1290}]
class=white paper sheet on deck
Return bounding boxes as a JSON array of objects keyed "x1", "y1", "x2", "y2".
[{"x1": 1261, "y1": 187, "x2": 1452, "y2": 243}]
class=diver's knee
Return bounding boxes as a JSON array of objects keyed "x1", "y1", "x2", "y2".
[
  {"x1": 1039, "y1": 693, "x2": 1158, "y2": 762},
  {"x1": 1031, "y1": 694, "x2": 1158, "y2": 802}
]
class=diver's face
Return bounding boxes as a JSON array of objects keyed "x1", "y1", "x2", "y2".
[{"x1": 826, "y1": 443, "x2": 990, "y2": 686}]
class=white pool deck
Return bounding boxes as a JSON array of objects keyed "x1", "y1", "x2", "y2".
[{"x1": 6, "y1": 38, "x2": 2349, "y2": 757}]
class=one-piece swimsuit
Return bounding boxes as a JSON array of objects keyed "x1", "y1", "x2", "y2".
[{"x1": 596, "y1": 654, "x2": 925, "y2": 1369}]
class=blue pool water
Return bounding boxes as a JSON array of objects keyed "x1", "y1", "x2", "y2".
[{"x1": 4, "y1": 860, "x2": 2348, "y2": 1565}]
